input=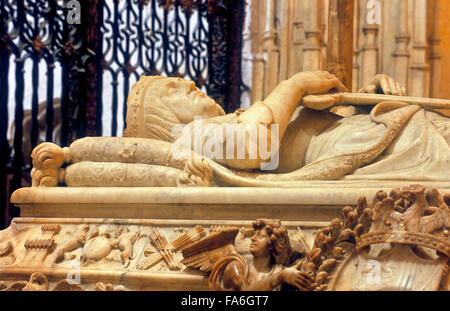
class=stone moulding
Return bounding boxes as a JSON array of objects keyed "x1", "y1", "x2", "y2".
[
  {"x1": 0, "y1": 217, "x2": 324, "y2": 291},
  {"x1": 2, "y1": 184, "x2": 449, "y2": 291},
  {"x1": 10, "y1": 185, "x2": 450, "y2": 221}
]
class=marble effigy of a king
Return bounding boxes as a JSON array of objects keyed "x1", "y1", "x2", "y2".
[{"x1": 29, "y1": 71, "x2": 450, "y2": 188}]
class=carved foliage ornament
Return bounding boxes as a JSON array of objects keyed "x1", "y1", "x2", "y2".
[
  {"x1": 182, "y1": 185, "x2": 449, "y2": 291},
  {"x1": 302, "y1": 185, "x2": 449, "y2": 291}
]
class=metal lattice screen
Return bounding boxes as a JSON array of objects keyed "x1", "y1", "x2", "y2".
[
  {"x1": 0, "y1": 0, "x2": 246, "y2": 229},
  {"x1": 101, "y1": 0, "x2": 211, "y2": 137}
]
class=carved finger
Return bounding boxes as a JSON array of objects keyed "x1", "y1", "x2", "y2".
[
  {"x1": 330, "y1": 77, "x2": 349, "y2": 92},
  {"x1": 294, "y1": 281, "x2": 309, "y2": 291},
  {"x1": 297, "y1": 273, "x2": 313, "y2": 285},
  {"x1": 395, "y1": 80, "x2": 403, "y2": 96},
  {"x1": 396, "y1": 82, "x2": 405, "y2": 96},
  {"x1": 364, "y1": 84, "x2": 377, "y2": 94},
  {"x1": 402, "y1": 87, "x2": 407, "y2": 96},
  {"x1": 388, "y1": 78, "x2": 399, "y2": 96},
  {"x1": 294, "y1": 276, "x2": 309, "y2": 288},
  {"x1": 380, "y1": 76, "x2": 391, "y2": 94},
  {"x1": 294, "y1": 276, "x2": 312, "y2": 290}
]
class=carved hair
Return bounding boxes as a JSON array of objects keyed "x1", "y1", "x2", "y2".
[{"x1": 252, "y1": 219, "x2": 292, "y2": 266}]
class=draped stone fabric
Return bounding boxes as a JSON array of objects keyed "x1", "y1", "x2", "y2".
[
  {"x1": 302, "y1": 108, "x2": 450, "y2": 181},
  {"x1": 343, "y1": 110, "x2": 450, "y2": 180}
]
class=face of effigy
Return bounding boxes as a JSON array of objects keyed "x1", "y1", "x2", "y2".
[{"x1": 159, "y1": 78, "x2": 224, "y2": 124}]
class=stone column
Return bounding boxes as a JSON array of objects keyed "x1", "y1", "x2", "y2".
[
  {"x1": 263, "y1": 0, "x2": 280, "y2": 96},
  {"x1": 353, "y1": 0, "x2": 360, "y2": 91},
  {"x1": 249, "y1": 0, "x2": 265, "y2": 103},
  {"x1": 392, "y1": 0, "x2": 411, "y2": 92},
  {"x1": 302, "y1": 1, "x2": 322, "y2": 71},
  {"x1": 290, "y1": 0, "x2": 304, "y2": 76},
  {"x1": 428, "y1": 0, "x2": 442, "y2": 98},
  {"x1": 360, "y1": 23, "x2": 379, "y2": 88},
  {"x1": 278, "y1": 0, "x2": 293, "y2": 82},
  {"x1": 409, "y1": 0, "x2": 429, "y2": 97}
]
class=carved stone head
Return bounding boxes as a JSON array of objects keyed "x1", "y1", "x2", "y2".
[
  {"x1": 251, "y1": 219, "x2": 292, "y2": 266},
  {"x1": 123, "y1": 76, "x2": 225, "y2": 142}
]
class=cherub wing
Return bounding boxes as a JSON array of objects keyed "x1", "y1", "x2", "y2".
[{"x1": 181, "y1": 227, "x2": 239, "y2": 272}]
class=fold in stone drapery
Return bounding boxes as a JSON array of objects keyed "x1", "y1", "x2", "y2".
[{"x1": 343, "y1": 110, "x2": 450, "y2": 181}]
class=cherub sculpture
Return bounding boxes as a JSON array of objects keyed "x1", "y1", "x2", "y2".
[{"x1": 182, "y1": 220, "x2": 313, "y2": 291}]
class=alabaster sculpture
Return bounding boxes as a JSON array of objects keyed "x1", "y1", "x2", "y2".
[
  {"x1": 29, "y1": 71, "x2": 449, "y2": 188},
  {"x1": 181, "y1": 185, "x2": 450, "y2": 291},
  {"x1": 182, "y1": 220, "x2": 313, "y2": 291},
  {"x1": 1, "y1": 185, "x2": 448, "y2": 291}
]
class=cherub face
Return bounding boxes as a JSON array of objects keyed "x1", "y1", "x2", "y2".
[{"x1": 249, "y1": 227, "x2": 271, "y2": 258}]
